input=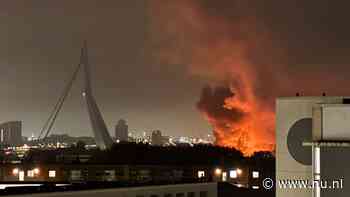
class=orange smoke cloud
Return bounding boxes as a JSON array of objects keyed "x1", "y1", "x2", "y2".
[
  {"x1": 197, "y1": 83, "x2": 274, "y2": 156},
  {"x1": 148, "y1": 0, "x2": 350, "y2": 155},
  {"x1": 148, "y1": 0, "x2": 277, "y2": 155}
]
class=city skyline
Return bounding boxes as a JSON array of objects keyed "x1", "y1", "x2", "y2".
[{"x1": 3, "y1": 1, "x2": 350, "y2": 154}]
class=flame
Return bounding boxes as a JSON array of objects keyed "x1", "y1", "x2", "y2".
[
  {"x1": 198, "y1": 66, "x2": 275, "y2": 156},
  {"x1": 148, "y1": 0, "x2": 350, "y2": 155},
  {"x1": 222, "y1": 69, "x2": 275, "y2": 155},
  {"x1": 220, "y1": 94, "x2": 275, "y2": 156},
  {"x1": 199, "y1": 90, "x2": 275, "y2": 155},
  {"x1": 149, "y1": 0, "x2": 276, "y2": 155}
]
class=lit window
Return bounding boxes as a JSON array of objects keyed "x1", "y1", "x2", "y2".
[
  {"x1": 222, "y1": 172, "x2": 227, "y2": 181},
  {"x1": 198, "y1": 171, "x2": 205, "y2": 178},
  {"x1": 252, "y1": 171, "x2": 259, "y2": 178},
  {"x1": 236, "y1": 168, "x2": 242, "y2": 175},
  {"x1": 229, "y1": 170, "x2": 237, "y2": 178},
  {"x1": 19, "y1": 171, "x2": 24, "y2": 181},
  {"x1": 49, "y1": 170, "x2": 56, "y2": 178},
  {"x1": 27, "y1": 170, "x2": 34, "y2": 177}
]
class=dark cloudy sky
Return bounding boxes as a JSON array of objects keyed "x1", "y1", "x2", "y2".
[{"x1": 2, "y1": 1, "x2": 350, "y2": 139}]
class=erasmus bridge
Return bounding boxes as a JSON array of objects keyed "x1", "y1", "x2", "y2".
[{"x1": 36, "y1": 42, "x2": 114, "y2": 150}]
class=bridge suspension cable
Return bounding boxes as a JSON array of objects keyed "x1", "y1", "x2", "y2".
[{"x1": 38, "y1": 63, "x2": 82, "y2": 141}]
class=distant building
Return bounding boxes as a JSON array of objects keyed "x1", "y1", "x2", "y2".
[
  {"x1": 0, "y1": 121, "x2": 22, "y2": 146},
  {"x1": 115, "y1": 119, "x2": 128, "y2": 142},
  {"x1": 151, "y1": 130, "x2": 164, "y2": 146}
]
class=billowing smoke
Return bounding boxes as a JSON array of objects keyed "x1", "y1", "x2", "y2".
[
  {"x1": 197, "y1": 86, "x2": 274, "y2": 155},
  {"x1": 197, "y1": 86, "x2": 245, "y2": 125},
  {"x1": 148, "y1": 0, "x2": 350, "y2": 155}
]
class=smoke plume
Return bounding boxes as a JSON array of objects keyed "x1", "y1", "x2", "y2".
[
  {"x1": 148, "y1": 0, "x2": 350, "y2": 155},
  {"x1": 197, "y1": 86, "x2": 274, "y2": 155}
]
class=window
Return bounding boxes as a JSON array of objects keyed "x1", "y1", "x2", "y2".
[
  {"x1": 252, "y1": 186, "x2": 260, "y2": 190},
  {"x1": 222, "y1": 172, "x2": 227, "y2": 181},
  {"x1": 27, "y1": 170, "x2": 34, "y2": 177},
  {"x1": 252, "y1": 171, "x2": 259, "y2": 178},
  {"x1": 198, "y1": 171, "x2": 205, "y2": 178},
  {"x1": 187, "y1": 192, "x2": 196, "y2": 197},
  {"x1": 199, "y1": 191, "x2": 208, "y2": 197},
  {"x1": 229, "y1": 170, "x2": 237, "y2": 178},
  {"x1": 176, "y1": 193, "x2": 185, "y2": 197},
  {"x1": 49, "y1": 170, "x2": 56, "y2": 178},
  {"x1": 19, "y1": 171, "x2": 24, "y2": 181}
]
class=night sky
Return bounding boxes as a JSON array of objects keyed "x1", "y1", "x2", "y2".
[
  {"x1": 0, "y1": 1, "x2": 209, "y2": 138},
  {"x1": 2, "y1": 1, "x2": 350, "y2": 141}
]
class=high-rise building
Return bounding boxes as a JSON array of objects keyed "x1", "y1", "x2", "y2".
[
  {"x1": 0, "y1": 121, "x2": 22, "y2": 146},
  {"x1": 115, "y1": 119, "x2": 128, "y2": 142},
  {"x1": 151, "y1": 130, "x2": 163, "y2": 146}
]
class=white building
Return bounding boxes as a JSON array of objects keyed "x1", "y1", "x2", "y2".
[
  {"x1": 0, "y1": 183, "x2": 217, "y2": 197},
  {"x1": 277, "y1": 96, "x2": 350, "y2": 197}
]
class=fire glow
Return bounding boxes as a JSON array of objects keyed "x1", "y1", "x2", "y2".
[
  {"x1": 197, "y1": 83, "x2": 275, "y2": 156},
  {"x1": 149, "y1": 0, "x2": 276, "y2": 155}
]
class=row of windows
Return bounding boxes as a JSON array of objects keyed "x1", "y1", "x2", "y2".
[
  {"x1": 12, "y1": 168, "x2": 56, "y2": 181},
  {"x1": 136, "y1": 191, "x2": 208, "y2": 197},
  {"x1": 198, "y1": 169, "x2": 260, "y2": 179}
]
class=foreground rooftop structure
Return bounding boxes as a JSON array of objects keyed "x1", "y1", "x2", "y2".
[{"x1": 277, "y1": 96, "x2": 350, "y2": 197}]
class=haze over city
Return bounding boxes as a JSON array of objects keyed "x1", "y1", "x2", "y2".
[
  {"x1": 3, "y1": 1, "x2": 350, "y2": 196},
  {"x1": 0, "y1": 1, "x2": 211, "y2": 139},
  {"x1": 2, "y1": 1, "x2": 350, "y2": 155}
]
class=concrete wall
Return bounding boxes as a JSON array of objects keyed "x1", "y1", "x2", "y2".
[
  {"x1": 9, "y1": 183, "x2": 217, "y2": 197},
  {"x1": 276, "y1": 97, "x2": 344, "y2": 197},
  {"x1": 319, "y1": 104, "x2": 350, "y2": 141}
]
